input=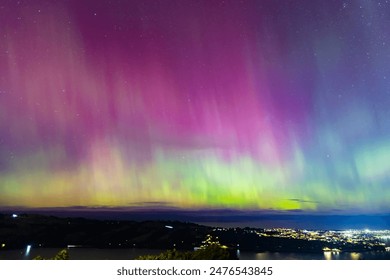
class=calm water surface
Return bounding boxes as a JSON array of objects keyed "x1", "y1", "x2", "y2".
[
  {"x1": 1, "y1": 248, "x2": 389, "y2": 260},
  {"x1": 238, "y1": 250, "x2": 390, "y2": 260},
  {"x1": 0, "y1": 248, "x2": 164, "y2": 260}
]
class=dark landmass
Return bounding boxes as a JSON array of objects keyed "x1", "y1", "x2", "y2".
[
  {"x1": 2, "y1": 207, "x2": 389, "y2": 230},
  {"x1": 0, "y1": 213, "x2": 386, "y2": 253},
  {"x1": 0, "y1": 213, "x2": 209, "y2": 250}
]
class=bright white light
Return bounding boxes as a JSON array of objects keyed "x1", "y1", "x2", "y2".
[
  {"x1": 323, "y1": 251, "x2": 332, "y2": 260},
  {"x1": 165, "y1": 225, "x2": 173, "y2": 229},
  {"x1": 12, "y1": 214, "x2": 18, "y2": 218},
  {"x1": 25, "y1": 245, "x2": 31, "y2": 256},
  {"x1": 364, "y1": 229, "x2": 371, "y2": 233}
]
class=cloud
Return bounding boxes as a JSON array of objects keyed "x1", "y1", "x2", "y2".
[
  {"x1": 287, "y1": 198, "x2": 318, "y2": 204},
  {"x1": 126, "y1": 201, "x2": 173, "y2": 207},
  {"x1": 286, "y1": 209, "x2": 304, "y2": 212}
]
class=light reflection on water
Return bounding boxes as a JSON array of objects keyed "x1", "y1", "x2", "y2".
[
  {"x1": 239, "y1": 251, "x2": 389, "y2": 260},
  {"x1": 0, "y1": 248, "x2": 389, "y2": 260},
  {"x1": 350, "y1": 252, "x2": 361, "y2": 260},
  {"x1": 323, "y1": 251, "x2": 332, "y2": 260}
]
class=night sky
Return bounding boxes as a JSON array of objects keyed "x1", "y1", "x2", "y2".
[{"x1": 0, "y1": 0, "x2": 389, "y2": 227}]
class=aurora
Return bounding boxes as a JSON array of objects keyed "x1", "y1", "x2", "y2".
[{"x1": 0, "y1": 0, "x2": 389, "y2": 223}]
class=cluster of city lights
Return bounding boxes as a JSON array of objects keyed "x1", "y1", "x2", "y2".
[{"x1": 213, "y1": 227, "x2": 389, "y2": 252}]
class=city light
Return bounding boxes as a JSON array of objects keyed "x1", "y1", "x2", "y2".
[{"x1": 252, "y1": 228, "x2": 389, "y2": 252}]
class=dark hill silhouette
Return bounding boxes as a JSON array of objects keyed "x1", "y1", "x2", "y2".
[{"x1": 0, "y1": 213, "x2": 385, "y2": 253}]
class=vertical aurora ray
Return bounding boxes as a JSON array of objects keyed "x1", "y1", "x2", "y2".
[{"x1": 0, "y1": 0, "x2": 389, "y2": 215}]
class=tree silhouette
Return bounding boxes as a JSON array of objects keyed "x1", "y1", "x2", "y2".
[
  {"x1": 33, "y1": 249, "x2": 69, "y2": 260},
  {"x1": 136, "y1": 234, "x2": 236, "y2": 260}
]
